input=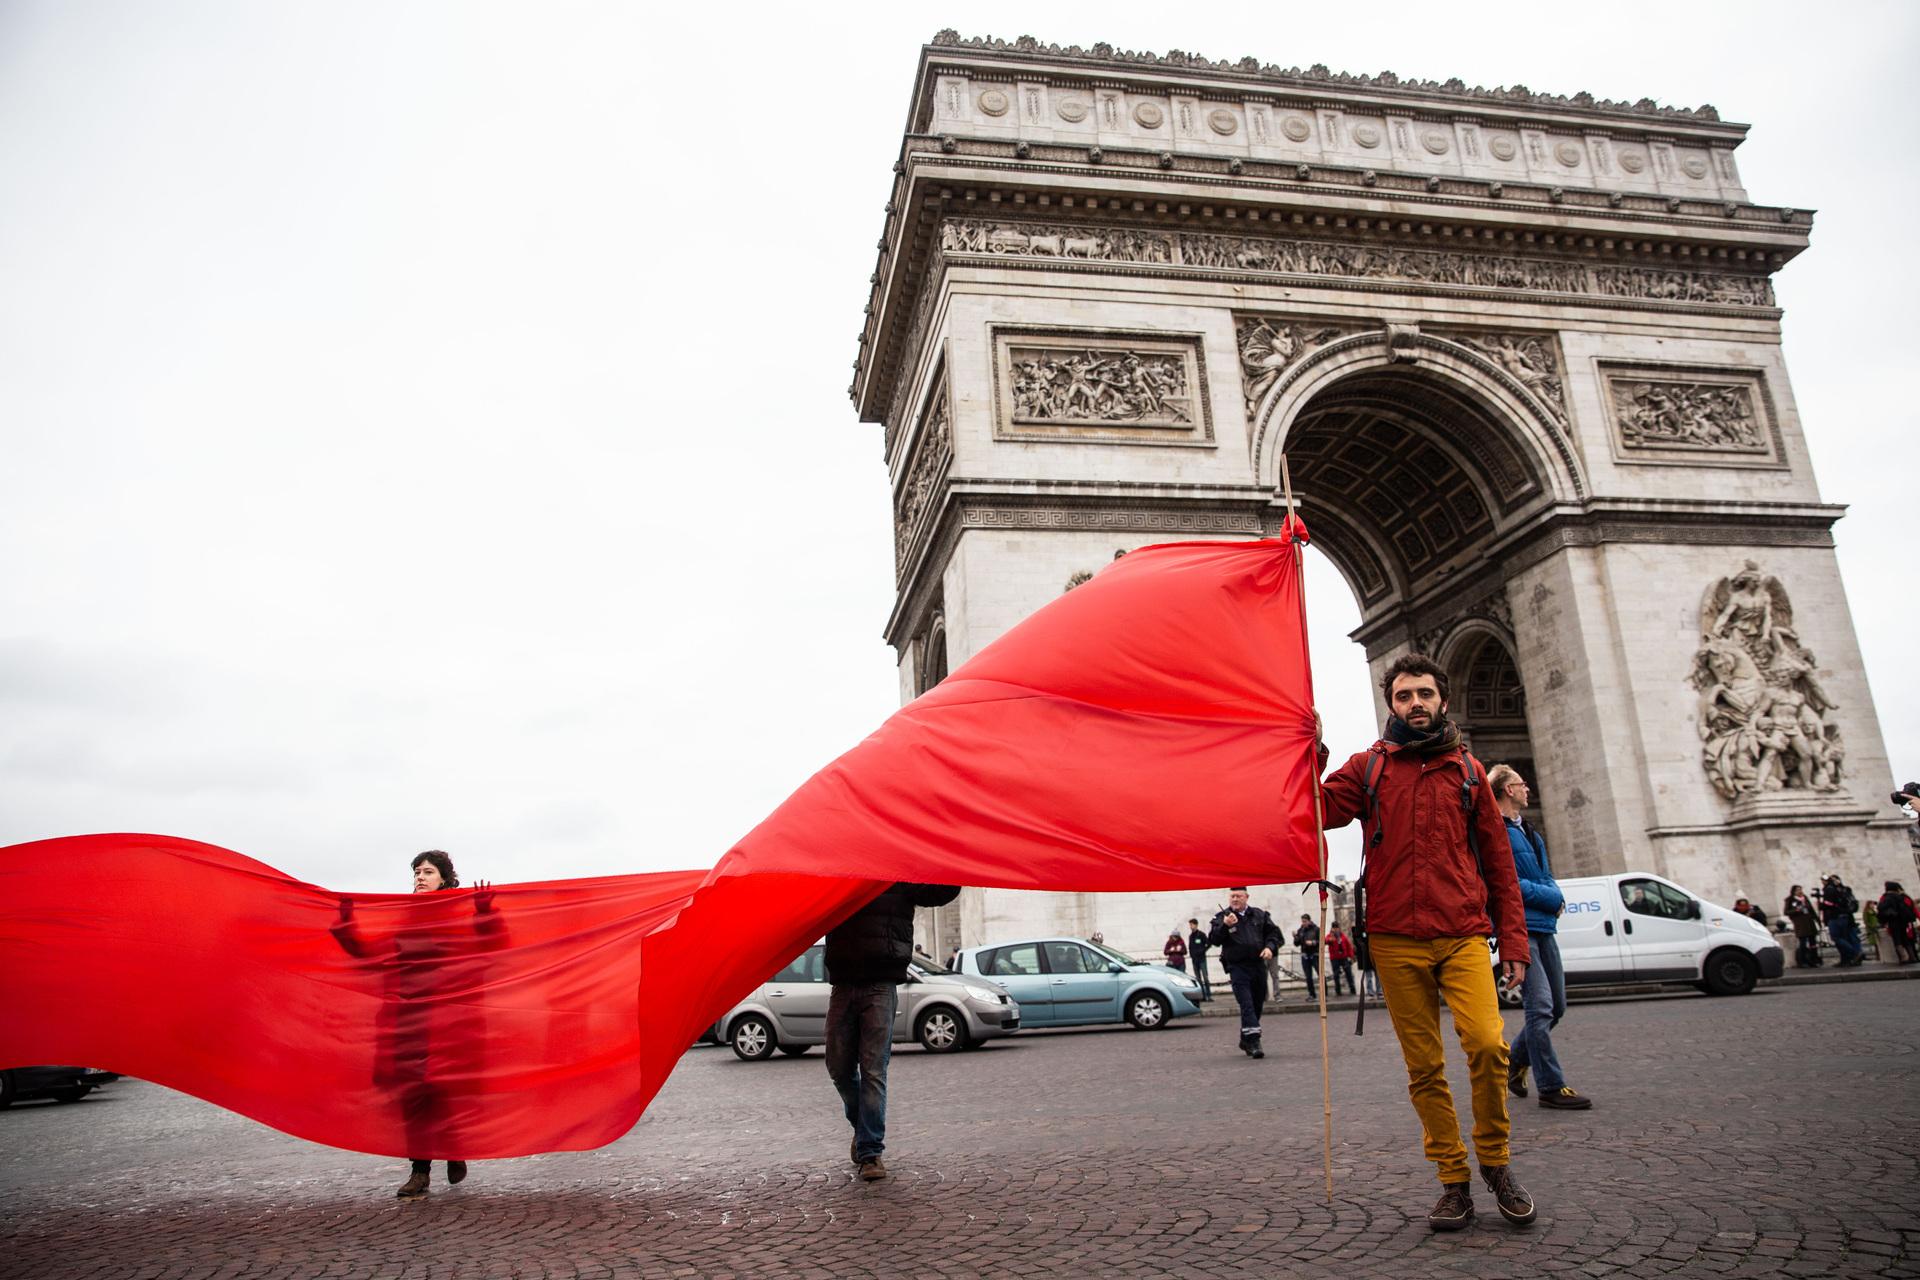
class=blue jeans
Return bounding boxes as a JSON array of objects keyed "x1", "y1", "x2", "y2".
[
  {"x1": 1191, "y1": 954, "x2": 1212, "y2": 999},
  {"x1": 826, "y1": 982, "x2": 897, "y2": 1161},
  {"x1": 1509, "y1": 931, "x2": 1568, "y2": 1092},
  {"x1": 1300, "y1": 950, "x2": 1319, "y2": 997},
  {"x1": 1226, "y1": 961, "x2": 1268, "y2": 1039},
  {"x1": 1829, "y1": 916, "x2": 1864, "y2": 964}
]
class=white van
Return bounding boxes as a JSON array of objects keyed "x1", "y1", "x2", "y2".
[{"x1": 1505, "y1": 871, "x2": 1785, "y2": 996}]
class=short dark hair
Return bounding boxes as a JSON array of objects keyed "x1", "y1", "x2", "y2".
[
  {"x1": 1381, "y1": 653, "x2": 1449, "y2": 704},
  {"x1": 411, "y1": 849, "x2": 458, "y2": 888},
  {"x1": 1228, "y1": 886, "x2": 1248, "y2": 893}
]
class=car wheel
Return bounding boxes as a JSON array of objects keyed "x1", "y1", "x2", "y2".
[
  {"x1": 1702, "y1": 948, "x2": 1758, "y2": 996},
  {"x1": 51, "y1": 1085, "x2": 91, "y2": 1104},
  {"x1": 915, "y1": 1006, "x2": 969, "y2": 1053},
  {"x1": 0, "y1": 1071, "x2": 14, "y2": 1109},
  {"x1": 730, "y1": 1014, "x2": 778, "y2": 1061},
  {"x1": 1125, "y1": 991, "x2": 1169, "y2": 1029},
  {"x1": 777, "y1": 1044, "x2": 812, "y2": 1057}
]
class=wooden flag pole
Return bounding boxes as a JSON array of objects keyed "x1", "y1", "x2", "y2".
[{"x1": 1280, "y1": 454, "x2": 1336, "y2": 1206}]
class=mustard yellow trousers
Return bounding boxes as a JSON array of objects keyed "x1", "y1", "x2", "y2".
[{"x1": 1369, "y1": 932, "x2": 1510, "y2": 1183}]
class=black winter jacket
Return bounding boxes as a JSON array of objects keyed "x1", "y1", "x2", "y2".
[
  {"x1": 1208, "y1": 904, "x2": 1283, "y2": 967},
  {"x1": 1293, "y1": 920, "x2": 1321, "y2": 953},
  {"x1": 824, "y1": 883, "x2": 961, "y2": 985}
]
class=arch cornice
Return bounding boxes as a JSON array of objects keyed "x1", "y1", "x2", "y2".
[{"x1": 1250, "y1": 330, "x2": 1587, "y2": 504}]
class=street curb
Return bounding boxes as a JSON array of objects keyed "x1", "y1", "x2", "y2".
[{"x1": 1188, "y1": 960, "x2": 1920, "y2": 1018}]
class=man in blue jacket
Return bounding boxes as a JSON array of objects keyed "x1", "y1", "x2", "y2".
[{"x1": 1489, "y1": 765, "x2": 1594, "y2": 1111}]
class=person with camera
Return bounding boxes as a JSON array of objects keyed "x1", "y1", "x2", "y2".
[
  {"x1": 1292, "y1": 913, "x2": 1322, "y2": 1000},
  {"x1": 1208, "y1": 887, "x2": 1282, "y2": 1058},
  {"x1": 1316, "y1": 655, "x2": 1535, "y2": 1232},
  {"x1": 1819, "y1": 873, "x2": 1865, "y2": 967}
]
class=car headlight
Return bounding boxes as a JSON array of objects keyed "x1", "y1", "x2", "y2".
[
  {"x1": 1171, "y1": 975, "x2": 1199, "y2": 990},
  {"x1": 967, "y1": 989, "x2": 1005, "y2": 1006}
]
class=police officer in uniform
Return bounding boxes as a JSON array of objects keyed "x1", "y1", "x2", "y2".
[{"x1": 1208, "y1": 887, "x2": 1283, "y2": 1058}]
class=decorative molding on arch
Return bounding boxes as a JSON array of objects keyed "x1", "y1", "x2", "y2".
[{"x1": 1249, "y1": 328, "x2": 1588, "y2": 503}]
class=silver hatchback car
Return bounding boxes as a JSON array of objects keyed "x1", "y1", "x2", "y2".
[{"x1": 718, "y1": 945, "x2": 1021, "y2": 1060}]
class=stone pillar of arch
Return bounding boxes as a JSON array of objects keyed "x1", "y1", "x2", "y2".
[{"x1": 855, "y1": 34, "x2": 1907, "y2": 954}]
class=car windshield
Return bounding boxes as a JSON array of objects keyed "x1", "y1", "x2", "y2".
[
  {"x1": 1085, "y1": 941, "x2": 1141, "y2": 967},
  {"x1": 909, "y1": 953, "x2": 955, "y2": 975}
]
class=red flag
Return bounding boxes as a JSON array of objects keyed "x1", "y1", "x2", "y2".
[{"x1": 0, "y1": 536, "x2": 1319, "y2": 1157}]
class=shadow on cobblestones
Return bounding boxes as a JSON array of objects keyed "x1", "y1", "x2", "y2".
[{"x1": 3, "y1": 984, "x2": 1917, "y2": 1278}]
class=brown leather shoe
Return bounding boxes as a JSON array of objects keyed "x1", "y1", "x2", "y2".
[
  {"x1": 446, "y1": 1160, "x2": 468, "y2": 1184},
  {"x1": 1539, "y1": 1086, "x2": 1593, "y2": 1111},
  {"x1": 1480, "y1": 1164, "x2": 1537, "y2": 1226},
  {"x1": 850, "y1": 1138, "x2": 859, "y2": 1165},
  {"x1": 395, "y1": 1170, "x2": 430, "y2": 1201},
  {"x1": 1427, "y1": 1182, "x2": 1473, "y2": 1231},
  {"x1": 858, "y1": 1157, "x2": 887, "y2": 1182}
]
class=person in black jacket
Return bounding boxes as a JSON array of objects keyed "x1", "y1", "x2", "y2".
[
  {"x1": 1209, "y1": 887, "x2": 1283, "y2": 1058},
  {"x1": 1293, "y1": 914, "x2": 1322, "y2": 1000},
  {"x1": 1186, "y1": 917, "x2": 1212, "y2": 1001},
  {"x1": 823, "y1": 882, "x2": 960, "y2": 1182}
]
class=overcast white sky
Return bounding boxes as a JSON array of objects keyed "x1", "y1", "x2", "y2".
[{"x1": 2, "y1": 2, "x2": 1913, "y2": 892}]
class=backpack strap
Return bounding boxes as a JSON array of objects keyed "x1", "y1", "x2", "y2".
[{"x1": 1353, "y1": 743, "x2": 1387, "y2": 1037}]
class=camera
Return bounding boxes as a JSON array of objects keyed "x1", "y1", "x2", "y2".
[{"x1": 1893, "y1": 784, "x2": 1920, "y2": 807}]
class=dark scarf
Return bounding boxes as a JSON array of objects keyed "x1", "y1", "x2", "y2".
[{"x1": 1383, "y1": 713, "x2": 1463, "y2": 756}]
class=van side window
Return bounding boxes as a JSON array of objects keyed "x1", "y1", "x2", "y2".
[{"x1": 1620, "y1": 878, "x2": 1692, "y2": 920}]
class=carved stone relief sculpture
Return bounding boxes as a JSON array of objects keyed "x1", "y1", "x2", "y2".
[
  {"x1": 1687, "y1": 562, "x2": 1842, "y2": 799},
  {"x1": 894, "y1": 389, "x2": 952, "y2": 576},
  {"x1": 1613, "y1": 380, "x2": 1762, "y2": 451},
  {"x1": 1234, "y1": 315, "x2": 1347, "y2": 415},
  {"x1": 992, "y1": 328, "x2": 1211, "y2": 443},
  {"x1": 1445, "y1": 331, "x2": 1568, "y2": 425},
  {"x1": 939, "y1": 218, "x2": 1772, "y2": 310}
]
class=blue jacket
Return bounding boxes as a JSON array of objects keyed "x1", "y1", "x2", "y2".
[{"x1": 1504, "y1": 817, "x2": 1564, "y2": 935}]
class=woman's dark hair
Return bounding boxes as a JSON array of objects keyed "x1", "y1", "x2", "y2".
[{"x1": 411, "y1": 849, "x2": 458, "y2": 888}]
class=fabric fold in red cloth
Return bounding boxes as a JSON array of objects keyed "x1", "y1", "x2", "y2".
[{"x1": 0, "y1": 536, "x2": 1321, "y2": 1157}]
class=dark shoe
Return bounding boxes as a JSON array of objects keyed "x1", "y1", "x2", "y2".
[
  {"x1": 1480, "y1": 1164, "x2": 1537, "y2": 1226},
  {"x1": 1539, "y1": 1086, "x2": 1593, "y2": 1111},
  {"x1": 396, "y1": 1171, "x2": 430, "y2": 1201},
  {"x1": 1427, "y1": 1183, "x2": 1474, "y2": 1231},
  {"x1": 446, "y1": 1160, "x2": 468, "y2": 1184},
  {"x1": 1249, "y1": 1043, "x2": 1265, "y2": 1059},
  {"x1": 850, "y1": 1138, "x2": 859, "y2": 1165},
  {"x1": 858, "y1": 1158, "x2": 887, "y2": 1182},
  {"x1": 1508, "y1": 1060, "x2": 1529, "y2": 1098}
]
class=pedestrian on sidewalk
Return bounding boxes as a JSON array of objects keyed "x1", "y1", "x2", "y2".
[
  {"x1": 1317, "y1": 655, "x2": 1537, "y2": 1232},
  {"x1": 1163, "y1": 929, "x2": 1188, "y2": 973},
  {"x1": 1327, "y1": 925, "x2": 1356, "y2": 996},
  {"x1": 1187, "y1": 917, "x2": 1213, "y2": 1001},
  {"x1": 1489, "y1": 764, "x2": 1593, "y2": 1113},
  {"x1": 1785, "y1": 885, "x2": 1822, "y2": 968},
  {"x1": 824, "y1": 882, "x2": 961, "y2": 1182},
  {"x1": 1209, "y1": 887, "x2": 1281, "y2": 1058},
  {"x1": 1293, "y1": 914, "x2": 1321, "y2": 1000},
  {"x1": 1820, "y1": 875, "x2": 1865, "y2": 967},
  {"x1": 1732, "y1": 896, "x2": 1769, "y2": 928},
  {"x1": 1877, "y1": 882, "x2": 1918, "y2": 964}
]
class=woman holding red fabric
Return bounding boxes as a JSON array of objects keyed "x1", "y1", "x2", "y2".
[{"x1": 333, "y1": 850, "x2": 499, "y2": 1201}]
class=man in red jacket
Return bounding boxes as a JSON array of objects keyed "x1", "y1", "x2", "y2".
[{"x1": 1318, "y1": 654, "x2": 1536, "y2": 1232}]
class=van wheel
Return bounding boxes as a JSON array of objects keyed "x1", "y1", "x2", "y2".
[
  {"x1": 1126, "y1": 991, "x2": 1169, "y2": 1029},
  {"x1": 916, "y1": 1007, "x2": 969, "y2": 1053},
  {"x1": 730, "y1": 1014, "x2": 778, "y2": 1061},
  {"x1": 1702, "y1": 948, "x2": 1758, "y2": 996}
]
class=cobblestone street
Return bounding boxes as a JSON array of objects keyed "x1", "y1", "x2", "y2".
[{"x1": 4, "y1": 980, "x2": 1916, "y2": 1279}]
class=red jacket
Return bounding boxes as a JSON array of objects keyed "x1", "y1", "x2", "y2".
[
  {"x1": 1320, "y1": 740, "x2": 1530, "y2": 964},
  {"x1": 1326, "y1": 931, "x2": 1355, "y2": 962}
]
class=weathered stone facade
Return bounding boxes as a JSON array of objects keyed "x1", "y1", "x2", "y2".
[{"x1": 853, "y1": 34, "x2": 1908, "y2": 963}]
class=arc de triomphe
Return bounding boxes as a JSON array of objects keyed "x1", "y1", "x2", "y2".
[{"x1": 850, "y1": 33, "x2": 1909, "y2": 961}]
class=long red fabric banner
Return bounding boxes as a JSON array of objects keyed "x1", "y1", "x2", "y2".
[{"x1": 0, "y1": 534, "x2": 1321, "y2": 1158}]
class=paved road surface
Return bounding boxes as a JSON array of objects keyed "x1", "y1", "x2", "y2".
[{"x1": 3, "y1": 980, "x2": 1915, "y2": 1278}]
